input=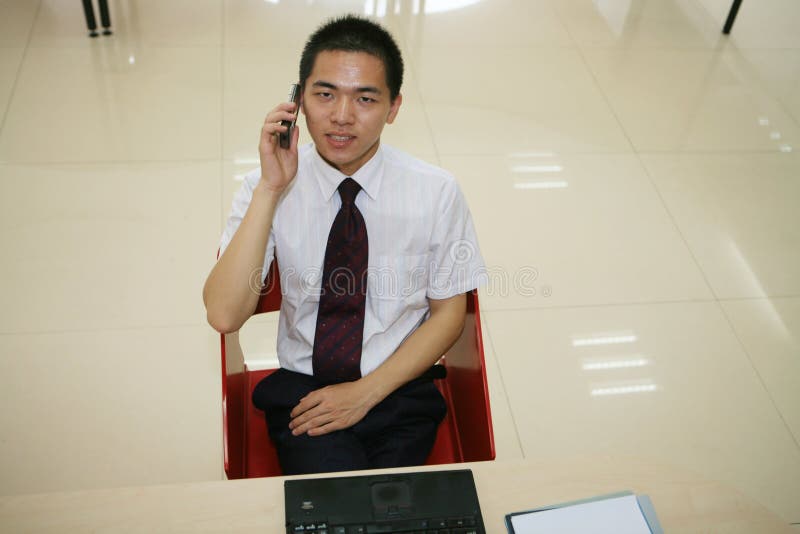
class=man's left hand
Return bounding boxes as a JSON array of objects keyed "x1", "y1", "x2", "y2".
[{"x1": 289, "y1": 380, "x2": 375, "y2": 437}]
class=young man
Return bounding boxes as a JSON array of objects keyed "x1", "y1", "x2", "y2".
[{"x1": 203, "y1": 15, "x2": 484, "y2": 475}]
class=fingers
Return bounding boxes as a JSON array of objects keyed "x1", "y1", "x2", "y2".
[
  {"x1": 306, "y1": 421, "x2": 341, "y2": 437},
  {"x1": 266, "y1": 102, "x2": 298, "y2": 127},
  {"x1": 260, "y1": 112, "x2": 295, "y2": 138},
  {"x1": 259, "y1": 103, "x2": 298, "y2": 147},
  {"x1": 289, "y1": 391, "x2": 338, "y2": 435},
  {"x1": 291, "y1": 412, "x2": 338, "y2": 436},
  {"x1": 290, "y1": 407, "x2": 334, "y2": 436},
  {"x1": 289, "y1": 390, "x2": 321, "y2": 420},
  {"x1": 288, "y1": 383, "x2": 368, "y2": 436}
]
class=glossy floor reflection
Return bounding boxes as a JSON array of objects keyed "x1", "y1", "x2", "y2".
[{"x1": 0, "y1": 0, "x2": 799, "y2": 527}]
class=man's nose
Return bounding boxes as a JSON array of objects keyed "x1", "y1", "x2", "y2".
[{"x1": 331, "y1": 98, "x2": 354, "y2": 124}]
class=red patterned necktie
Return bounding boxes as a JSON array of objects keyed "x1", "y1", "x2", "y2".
[{"x1": 312, "y1": 178, "x2": 368, "y2": 383}]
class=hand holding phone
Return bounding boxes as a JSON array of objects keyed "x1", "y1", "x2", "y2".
[{"x1": 278, "y1": 83, "x2": 300, "y2": 149}]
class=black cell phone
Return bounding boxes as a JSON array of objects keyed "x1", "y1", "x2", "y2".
[{"x1": 278, "y1": 83, "x2": 300, "y2": 149}]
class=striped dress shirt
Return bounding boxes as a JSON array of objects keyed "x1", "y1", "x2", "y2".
[{"x1": 220, "y1": 143, "x2": 485, "y2": 377}]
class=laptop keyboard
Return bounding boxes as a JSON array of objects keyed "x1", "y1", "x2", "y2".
[{"x1": 287, "y1": 515, "x2": 482, "y2": 533}]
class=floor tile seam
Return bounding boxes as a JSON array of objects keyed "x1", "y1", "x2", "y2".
[
  {"x1": 574, "y1": 41, "x2": 798, "y2": 154},
  {"x1": 0, "y1": 157, "x2": 221, "y2": 167},
  {"x1": 410, "y1": 44, "x2": 581, "y2": 53},
  {"x1": 23, "y1": 43, "x2": 226, "y2": 51},
  {"x1": 400, "y1": 35, "x2": 441, "y2": 164},
  {"x1": 716, "y1": 43, "x2": 800, "y2": 53},
  {"x1": 716, "y1": 46, "x2": 800, "y2": 52},
  {"x1": 435, "y1": 148, "x2": 800, "y2": 160},
  {"x1": 637, "y1": 149, "x2": 800, "y2": 157},
  {"x1": 544, "y1": 0, "x2": 577, "y2": 50},
  {"x1": 3, "y1": 148, "x2": 793, "y2": 166},
  {"x1": 480, "y1": 297, "x2": 719, "y2": 314},
  {"x1": 219, "y1": 0, "x2": 225, "y2": 164},
  {"x1": 219, "y1": 161, "x2": 226, "y2": 237},
  {"x1": 634, "y1": 151, "x2": 721, "y2": 299},
  {"x1": 714, "y1": 45, "x2": 800, "y2": 131},
  {"x1": 436, "y1": 150, "x2": 638, "y2": 158},
  {"x1": 715, "y1": 299, "x2": 800, "y2": 452},
  {"x1": 776, "y1": 94, "x2": 800, "y2": 130},
  {"x1": 0, "y1": 322, "x2": 211, "y2": 338},
  {"x1": 574, "y1": 36, "x2": 691, "y2": 156},
  {"x1": 576, "y1": 44, "x2": 800, "y2": 54},
  {"x1": 219, "y1": 0, "x2": 226, "y2": 237},
  {"x1": 573, "y1": 44, "x2": 771, "y2": 52},
  {"x1": 409, "y1": 43, "x2": 800, "y2": 53},
  {"x1": 684, "y1": 1, "x2": 800, "y2": 56},
  {"x1": 717, "y1": 294, "x2": 800, "y2": 303},
  {"x1": 0, "y1": 0, "x2": 42, "y2": 137},
  {"x1": 689, "y1": 0, "x2": 728, "y2": 36},
  {"x1": 479, "y1": 312, "x2": 527, "y2": 460}
]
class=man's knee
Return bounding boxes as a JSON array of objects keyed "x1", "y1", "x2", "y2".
[{"x1": 273, "y1": 427, "x2": 369, "y2": 475}]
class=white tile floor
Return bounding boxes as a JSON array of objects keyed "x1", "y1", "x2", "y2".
[{"x1": 0, "y1": 0, "x2": 798, "y2": 527}]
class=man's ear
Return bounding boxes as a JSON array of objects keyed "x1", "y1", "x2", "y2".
[{"x1": 386, "y1": 93, "x2": 403, "y2": 124}]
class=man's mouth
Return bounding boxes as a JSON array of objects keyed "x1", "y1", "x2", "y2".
[{"x1": 326, "y1": 134, "x2": 356, "y2": 148}]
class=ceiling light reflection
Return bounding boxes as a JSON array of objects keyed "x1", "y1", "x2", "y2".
[
  {"x1": 513, "y1": 181, "x2": 569, "y2": 190},
  {"x1": 572, "y1": 334, "x2": 637, "y2": 347},
  {"x1": 726, "y1": 237, "x2": 791, "y2": 338},
  {"x1": 592, "y1": 0, "x2": 633, "y2": 37},
  {"x1": 423, "y1": 0, "x2": 483, "y2": 14},
  {"x1": 512, "y1": 165, "x2": 563, "y2": 173},
  {"x1": 509, "y1": 152, "x2": 556, "y2": 158},
  {"x1": 591, "y1": 383, "x2": 657, "y2": 396},
  {"x1": 582, "y1": 358, "x2": 649, "y2": 371}
]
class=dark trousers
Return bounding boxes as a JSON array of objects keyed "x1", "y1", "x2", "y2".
[{"x1": 252, "y1": 368, "x2": 446, "y2": 475}]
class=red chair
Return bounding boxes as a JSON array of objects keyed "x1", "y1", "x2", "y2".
[{"x1": 220, "y1": 261, "x2": 495, "y2": 479}]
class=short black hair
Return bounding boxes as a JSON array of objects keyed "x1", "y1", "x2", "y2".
[{"x1": 299, "y1": 15, "x2": 404, "y2": 101}]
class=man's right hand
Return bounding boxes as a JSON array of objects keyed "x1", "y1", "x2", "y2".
[{"x1": 258, "y1": 101, "x2": 300, "y2": 193}]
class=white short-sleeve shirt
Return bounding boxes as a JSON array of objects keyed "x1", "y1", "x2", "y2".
[{"x1": 220, "y1": 143, "x2": 485, "y2": 376}]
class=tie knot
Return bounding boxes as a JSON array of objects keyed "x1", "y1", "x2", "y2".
[{"x1": 338, "y1": 178, "x2": 362, "y2": 205}]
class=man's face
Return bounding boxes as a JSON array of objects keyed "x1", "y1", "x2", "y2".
[{"x1": 301, "y1": 50, "x2": 402, "y2": 177}]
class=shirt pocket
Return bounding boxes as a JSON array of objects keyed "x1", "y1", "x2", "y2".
[
  {"x1": 280, "y1": 263, "x2": 322, "y2": 306},
  {"x1": 367, "y1": 254, "x2": 428, "y2": 303}
]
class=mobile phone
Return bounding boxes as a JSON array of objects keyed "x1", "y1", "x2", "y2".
[{"x1": 278, "y1": 83, "x2": 300, "y2": 149}]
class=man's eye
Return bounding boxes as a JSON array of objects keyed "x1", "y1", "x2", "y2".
[
  {"x1": 317, "y1": 92, "x2": 332, "y2": 99},
  {"x1": 359, "y1": 97, "x2": 375, "y2": 103}
]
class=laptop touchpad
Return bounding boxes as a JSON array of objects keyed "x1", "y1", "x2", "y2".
[{"x1": 371, "y1": 480, "x2": 412, "y2": 516}]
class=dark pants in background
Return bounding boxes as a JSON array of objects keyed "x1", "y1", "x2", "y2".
[{"x1": 252, "y1": 368, "x2": 446, "y2": 475}]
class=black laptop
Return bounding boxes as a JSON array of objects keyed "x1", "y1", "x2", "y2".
[{"x1": 284, "y1": 469, "x2": 486, "y2": 533}]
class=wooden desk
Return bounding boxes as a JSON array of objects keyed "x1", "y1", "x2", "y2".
[{"x1": 0, "y1": 457, "x2": 791, "y2": 533}]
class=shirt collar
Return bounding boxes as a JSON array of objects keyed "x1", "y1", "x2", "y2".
[{"x1": 311, "y1": 144, "x2": 384, "y2": 202}]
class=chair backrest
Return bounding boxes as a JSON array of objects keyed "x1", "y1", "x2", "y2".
[
  {"x1": 219, "y1": 261, "x2": 281, "y2": 479},
  {"x1": 220, "y1": 261, "x2": 495, "y2": 479}
]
